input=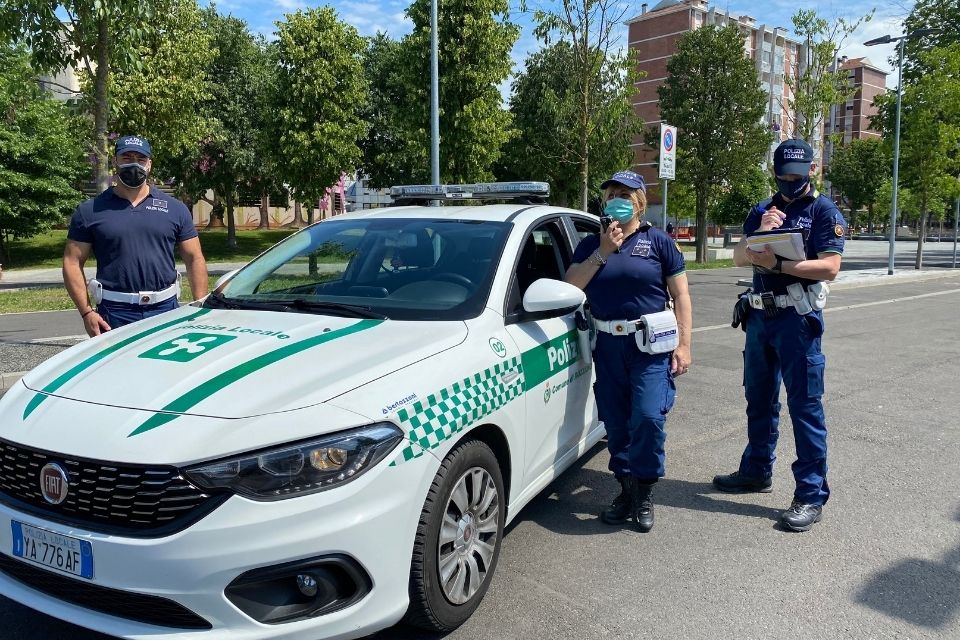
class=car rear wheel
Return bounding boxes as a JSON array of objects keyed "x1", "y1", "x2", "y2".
[{"x1": 404, "y1": 439, "x2": 504, "y2": 632}]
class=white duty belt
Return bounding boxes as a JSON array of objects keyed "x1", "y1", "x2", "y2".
[
  {"x1": 593, "y1": 319, "x2": 642, "y2": 335},
  {"x1": 90, "y1": 277, "x2": 180, "y2": 306}
]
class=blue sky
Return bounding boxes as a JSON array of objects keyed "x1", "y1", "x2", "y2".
[{"x1": 207, "y1": 0, "x2": 913, "y2": 89}]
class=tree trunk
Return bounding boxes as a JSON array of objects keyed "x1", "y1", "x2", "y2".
[
  {"x1": 0, "y1": 231, "x2": 9, "y2": 267},
  {"x1": 93, "y1": 16, "x2": 112, "y2": 191},
  {"x1": 695, "y1": 187, "x2": 708, "y2": 263},
  {"x1": 258, "y1": 194, "x2": 270, "y2": 229},
  {"x1": 226, "y1": 191, "x2": 238, "y2": 250},
  {"x1": 915, "y1": 194, "x2": 928, "y2": 270},
  {"x1": 206, "y1": 193, "x2": 226, "y2": 229},
  {"x1": 307, "y1": 205, "x2": 318, "y2": 275}
]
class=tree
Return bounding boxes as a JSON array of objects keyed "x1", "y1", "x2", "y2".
[
  {"x1": 272, "y1": 8, "x2": 368, "y2": 220},
  {"x1": 658, "y1": 25, "x2": 771, "y2": 263},
  {"x1": 876, "y1": 45, "x2": 960, "y2": 268},
  {"x1": 0, "y1": 0, "x2": 157, "y2": 188},
  {"x1": 786, "y1": 9, "x2": 871, "y2": 144},
  {"x1": 711, "y1": 165, "x2": 771, "y2": 229},
  {"x1": 0, "y1": 45, "x2": 87, "y2": 265},
  {"x1": 901, "y1": 0, "x2": 960, "y2": 83},
  {"x1": 825, "y1": 138, "x2": 890, "y2": 231},
  {"x1": 110, "y1": 0, "x2": 215, "y2": 179},
  {"x1": 526, "y1": 0, "x2": 638, "y2": 210},
  {"x1": 497, "y1": 41, "x2": 638, "y2": 208},
  {"x1": 359, "y1": 33, "x2": 420, "y2": 189},
  {"x1": 400, "y1": 0, "x2": 518, "y2": 184}
]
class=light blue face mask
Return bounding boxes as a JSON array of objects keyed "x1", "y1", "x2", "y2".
[{"x1": 603, "y1": 198, "x2": 635, "y2": 224}]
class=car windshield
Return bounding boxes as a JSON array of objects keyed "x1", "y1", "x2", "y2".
[{"x1": 207, "y1": 217, "x2": 512, "y2": 321}]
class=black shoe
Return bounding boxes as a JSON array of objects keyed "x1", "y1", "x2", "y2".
[
  {"x1": 600, "y1": 476, "x2": 636, "y2": 525},
  {"x1": 632, "y1": 482, "x2": 655, "y2": 533},
  {"x1": 712, "y1": 471, "x2": 773, "y2": 493},
  {"x1": 780, "y1": 501, "x2": 822, "y2": 532}
]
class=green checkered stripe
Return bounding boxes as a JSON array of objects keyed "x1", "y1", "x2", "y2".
[{"x1": 394, "y1": 357, "x2": 523, "y2": 463}]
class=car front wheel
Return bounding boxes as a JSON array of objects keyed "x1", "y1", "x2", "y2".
[{"x1": 404, "y1": 439, "x2": 505, "y2": 632}]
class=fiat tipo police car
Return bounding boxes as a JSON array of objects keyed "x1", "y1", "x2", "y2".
[{"x1": 0, "y1": 183, "x2": 606, "y2": 639}]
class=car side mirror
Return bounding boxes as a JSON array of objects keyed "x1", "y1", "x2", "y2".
[{"x1": 511, "y1": 278, "x2": 585, "y2": 323}]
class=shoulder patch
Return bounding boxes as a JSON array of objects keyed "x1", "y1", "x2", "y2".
[
  {"x1": 834, "y1": 224, "x2": 844, "y2": 237},
  {"x1": 675, "y1": 241, "x2": 683, "y2": 254}
]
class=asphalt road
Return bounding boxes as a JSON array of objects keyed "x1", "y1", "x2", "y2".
[{"x1": 0, "y1": 260, "x2": 958, "y2": 639}]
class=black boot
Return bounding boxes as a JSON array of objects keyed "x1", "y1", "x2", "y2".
[
  {"x1": 632, "y1": 482, "x2": 655, "y2": 533},
  {"x1": 601, "y1": 476, "x2": 636, "y2": 525}
]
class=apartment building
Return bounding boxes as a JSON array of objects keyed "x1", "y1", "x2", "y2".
[
  {"x1": 822, "y1": 56, "x2": 888, "y2": 170},
  {"x1": 627, "y1": 0, "x2": 808, "y2": 205}
]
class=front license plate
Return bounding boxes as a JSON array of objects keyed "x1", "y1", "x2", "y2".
[{"x1": 11, "y1": 521, "x2": 94, "y2": 579}]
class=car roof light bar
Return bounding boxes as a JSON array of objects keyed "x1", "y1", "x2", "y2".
[{"x1": 389, "y1": 182, "x2": 550, "y2": 203}]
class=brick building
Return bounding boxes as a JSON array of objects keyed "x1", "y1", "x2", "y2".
[
  {"x1": 822, "y1": 56, "x2": 888, "y2": 170},
  {"x1": 627, "y1": 0, "x2": 807, "y2": 209}
]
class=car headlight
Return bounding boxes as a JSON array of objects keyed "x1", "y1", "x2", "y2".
[{"x1": 184, "y1": 423, "x2": 404, "y2": 501}]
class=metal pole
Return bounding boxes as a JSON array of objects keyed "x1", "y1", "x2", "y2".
[
  {"x1": 887, "y1": 38, "x2": 904, "y2": 275},
  {"x1": 430, "y1": 0, "x2": 440, "y2": 188},
  {"x1": 662, "y1": 180, "x2": 669, "y2": 229},
  {"x1": 953, "y1": 196, "x2": 958, "y2": 268}
]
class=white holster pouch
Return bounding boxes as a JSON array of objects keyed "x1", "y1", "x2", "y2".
[
  {"x1": 87, "y1": 279, "x2": 103, "y2": 304},
  {"x1": 635, "y1": 310, "x2": 680, "y2": 355}
]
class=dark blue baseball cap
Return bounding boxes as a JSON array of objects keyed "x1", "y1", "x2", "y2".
[
  {"x1": 601, "y1": 170, "x2": 646, "y2": 192},
  {"x1": 773, "y1": 139, "x2": 813, "y2": 176},
  {"x1": 115, "y1": 135, "x2": 152, "y2": 158}
]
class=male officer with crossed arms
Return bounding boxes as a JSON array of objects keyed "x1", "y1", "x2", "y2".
[
  {"x1": 714, "y1": 139, "x2": 846, "y2": 532},
  {"x1": 63, "y1": 135, "x2": 208, "y2": 336}
]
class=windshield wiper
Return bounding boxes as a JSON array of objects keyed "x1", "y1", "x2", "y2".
[
  {"x1": 204, "y1": 293, "x2": 294, "y2": 313},
  {"x1": 284, "y1": 299, "x2": 388, "y2": 319}
]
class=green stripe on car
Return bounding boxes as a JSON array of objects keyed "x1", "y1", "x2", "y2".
[
  {"x1": 22, "y1": 308, "x2": 212, "y2": 420},
  {"x1": 128, "y1": 319, "x2": 383, "y2": 437}
]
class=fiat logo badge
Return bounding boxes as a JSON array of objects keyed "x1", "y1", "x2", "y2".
[{"x1": 39, "y1": 463, "x2": 69, "y2": 505}]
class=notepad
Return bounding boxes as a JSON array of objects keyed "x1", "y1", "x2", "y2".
[{"x1": 745, "y1": 229, "x2": 807, "y2": 261}]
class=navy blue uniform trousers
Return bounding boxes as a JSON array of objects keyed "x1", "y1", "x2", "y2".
[
  {"x1": 593, "y1": 332, "x2": 676, "y2": 481},
  {"x1": 739, "y1": 309, "x2": 829, "y2": 505},
  {"x1": 97, "y1": 297, "x2": 178, "y2": 329}
]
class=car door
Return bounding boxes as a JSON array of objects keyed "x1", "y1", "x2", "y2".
[{"x1": 503, "y1": 218, "x2": 593, "y2": 488}]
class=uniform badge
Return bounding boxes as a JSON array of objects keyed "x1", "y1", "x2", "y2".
[
  {"x1": 632, "y1": 239, "x2": 652, "y2": 257},
  {"x1": 834, "y1": 224, "x2": 844, "y2": 237},
  {"x1": 675, "y1": 242, "x2": 682, "y2": 254}
]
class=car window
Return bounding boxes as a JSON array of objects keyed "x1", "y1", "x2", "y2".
[
  {"x1": 211, "y1": 218, "x2": 510, "y2": 321},
  {"x1": 507, "y1": 220, "x2": 569, "y2": 315},
  {"x1": 572, "y1": 217, "x2": 600, "y2": 243}
]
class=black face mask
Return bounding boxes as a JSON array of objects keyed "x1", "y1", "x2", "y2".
[{"x1": 117, "y1": 162, "x2": 149, "y2": 188}]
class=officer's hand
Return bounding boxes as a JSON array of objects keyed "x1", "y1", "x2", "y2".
[
  {"x1": 83, "y1": 311, "x2": 111, "y2": 337},
  {"x1": 759, "y1": 207, "x2": 786, "y2": 231},
  {"x1": 745, "y1": 245, "x2": 776, "y2": 270},
  {"x1": 672, "y1": 345, "x2": 691, "y2": 376},
  {"x1": 600, "y1": 221, "x2": 624, "y2": 257}
]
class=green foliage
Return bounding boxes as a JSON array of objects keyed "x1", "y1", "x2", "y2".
[
  {"x1": 497, "y1": 41, "x2": 637, "y2": 208},
  {"x1": 524, "y1": 0, "x2": 639, "y2": 210},
  {"x1": 710, "y1": 165, "x2": 771, "y2": 227},
  {"x1": 273, "y1": 8, "x2": 368, "y2": 203},
  {"x1": 658, "y1": 25, "x2": 771, "y2": 262},
  {"x1": 110, "y1": 0, "x2": 215, "y2": 177},
  {"x1": 901, "y1": 0, "x2": 960, "y2": 83},
  {"x1": 359, "y1": 33, "x2": 420, "y2": 188},
  {"x1": 826, "y1": 138, "x2": 890, "y2": 227},
  {"x1": 0, "y1": 45, "x2": 86, "y2": 265},
  {"x1": 786, "y1": 9, "x2": 871, "y2": 143},
  {"x1": 400, "y1": 0, "x2": 519, "y2": 184},
  {"x1": 0, "y1": 0, "x2": 160, "y2": 185}
]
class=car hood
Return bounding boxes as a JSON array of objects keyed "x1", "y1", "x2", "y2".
[{"x1": 20, "y1": 306, "x2": 467, "y2": 422}]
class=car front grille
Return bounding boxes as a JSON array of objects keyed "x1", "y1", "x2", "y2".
[
  {"x1": 0, "y1": 438, "x2": 227, "y2": 537},
  {"x1": 0, "y1": 553, "x2": 212, "y2": 629}
]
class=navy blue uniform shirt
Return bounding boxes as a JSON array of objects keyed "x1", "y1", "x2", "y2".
[
  {"x1": 572, "y1": 223, "x2": 685, "y2": 320},
  {"x1": 744, "y1": 191, "x2": 847, "y2": 294},
  {"x1": 68, "y1": 186, "x2": 197, "y2": 292}
]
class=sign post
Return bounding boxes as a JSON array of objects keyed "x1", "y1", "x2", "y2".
[{"x1": 659, "y1": 123, "x2": 677, "y2": 230}]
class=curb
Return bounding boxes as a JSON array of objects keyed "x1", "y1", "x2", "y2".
[
  {"x1": 0, "y1": 371, "x2": 27, "y2": 393},
  {"x1": 737, "y1": 270, "x2": 959, "y2": 291}
]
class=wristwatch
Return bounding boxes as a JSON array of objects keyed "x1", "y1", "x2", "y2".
[
  {"x1": 589, "y1": 249, "x2": 607, "y2": 266},
  {"x1": 772, "y1": 256, "x2": 784, "y2": 274}
]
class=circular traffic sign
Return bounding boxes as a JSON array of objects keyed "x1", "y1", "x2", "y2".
[{"x1": 663, "y1": 129, "x2": 674, "y2": 152}]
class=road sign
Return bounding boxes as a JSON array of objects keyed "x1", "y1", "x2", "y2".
[{"x1": 659, "y1": 123, "x2": 677, "y2": 180}]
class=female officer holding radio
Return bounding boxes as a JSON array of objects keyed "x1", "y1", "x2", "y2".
[{"x1": 565, "y1": 170, "x2": 692, "y2": 532}]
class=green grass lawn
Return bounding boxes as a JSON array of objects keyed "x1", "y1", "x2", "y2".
[
  {"x1": 0, "y1": 277, "x2": 221, "y2": 315},
  {"x1": 686, "y1": 259, "x2": 736, "y2": 270},
  {"x1": 3, "y1": 228, "x2": 298, "y2": 270}
]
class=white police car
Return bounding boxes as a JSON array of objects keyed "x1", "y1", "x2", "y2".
[{"x1": 0, "y1": 183, "x2": 606, "y2": 639}]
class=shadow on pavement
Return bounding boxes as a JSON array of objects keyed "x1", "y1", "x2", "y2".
[
  {"x1": 508, "y1": 440, "x2": 782, "y2": 538},
  {"x1": 853, "y1": 504, "x2": 960, "y2": 630}
]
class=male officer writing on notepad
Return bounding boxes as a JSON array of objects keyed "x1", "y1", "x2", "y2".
[
  {"x1": 714, "y1": 139, "x2": 846, "y2": 532},
  {"x1": 63, "y1": 135, "x2": 208, "y2": 336}
]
